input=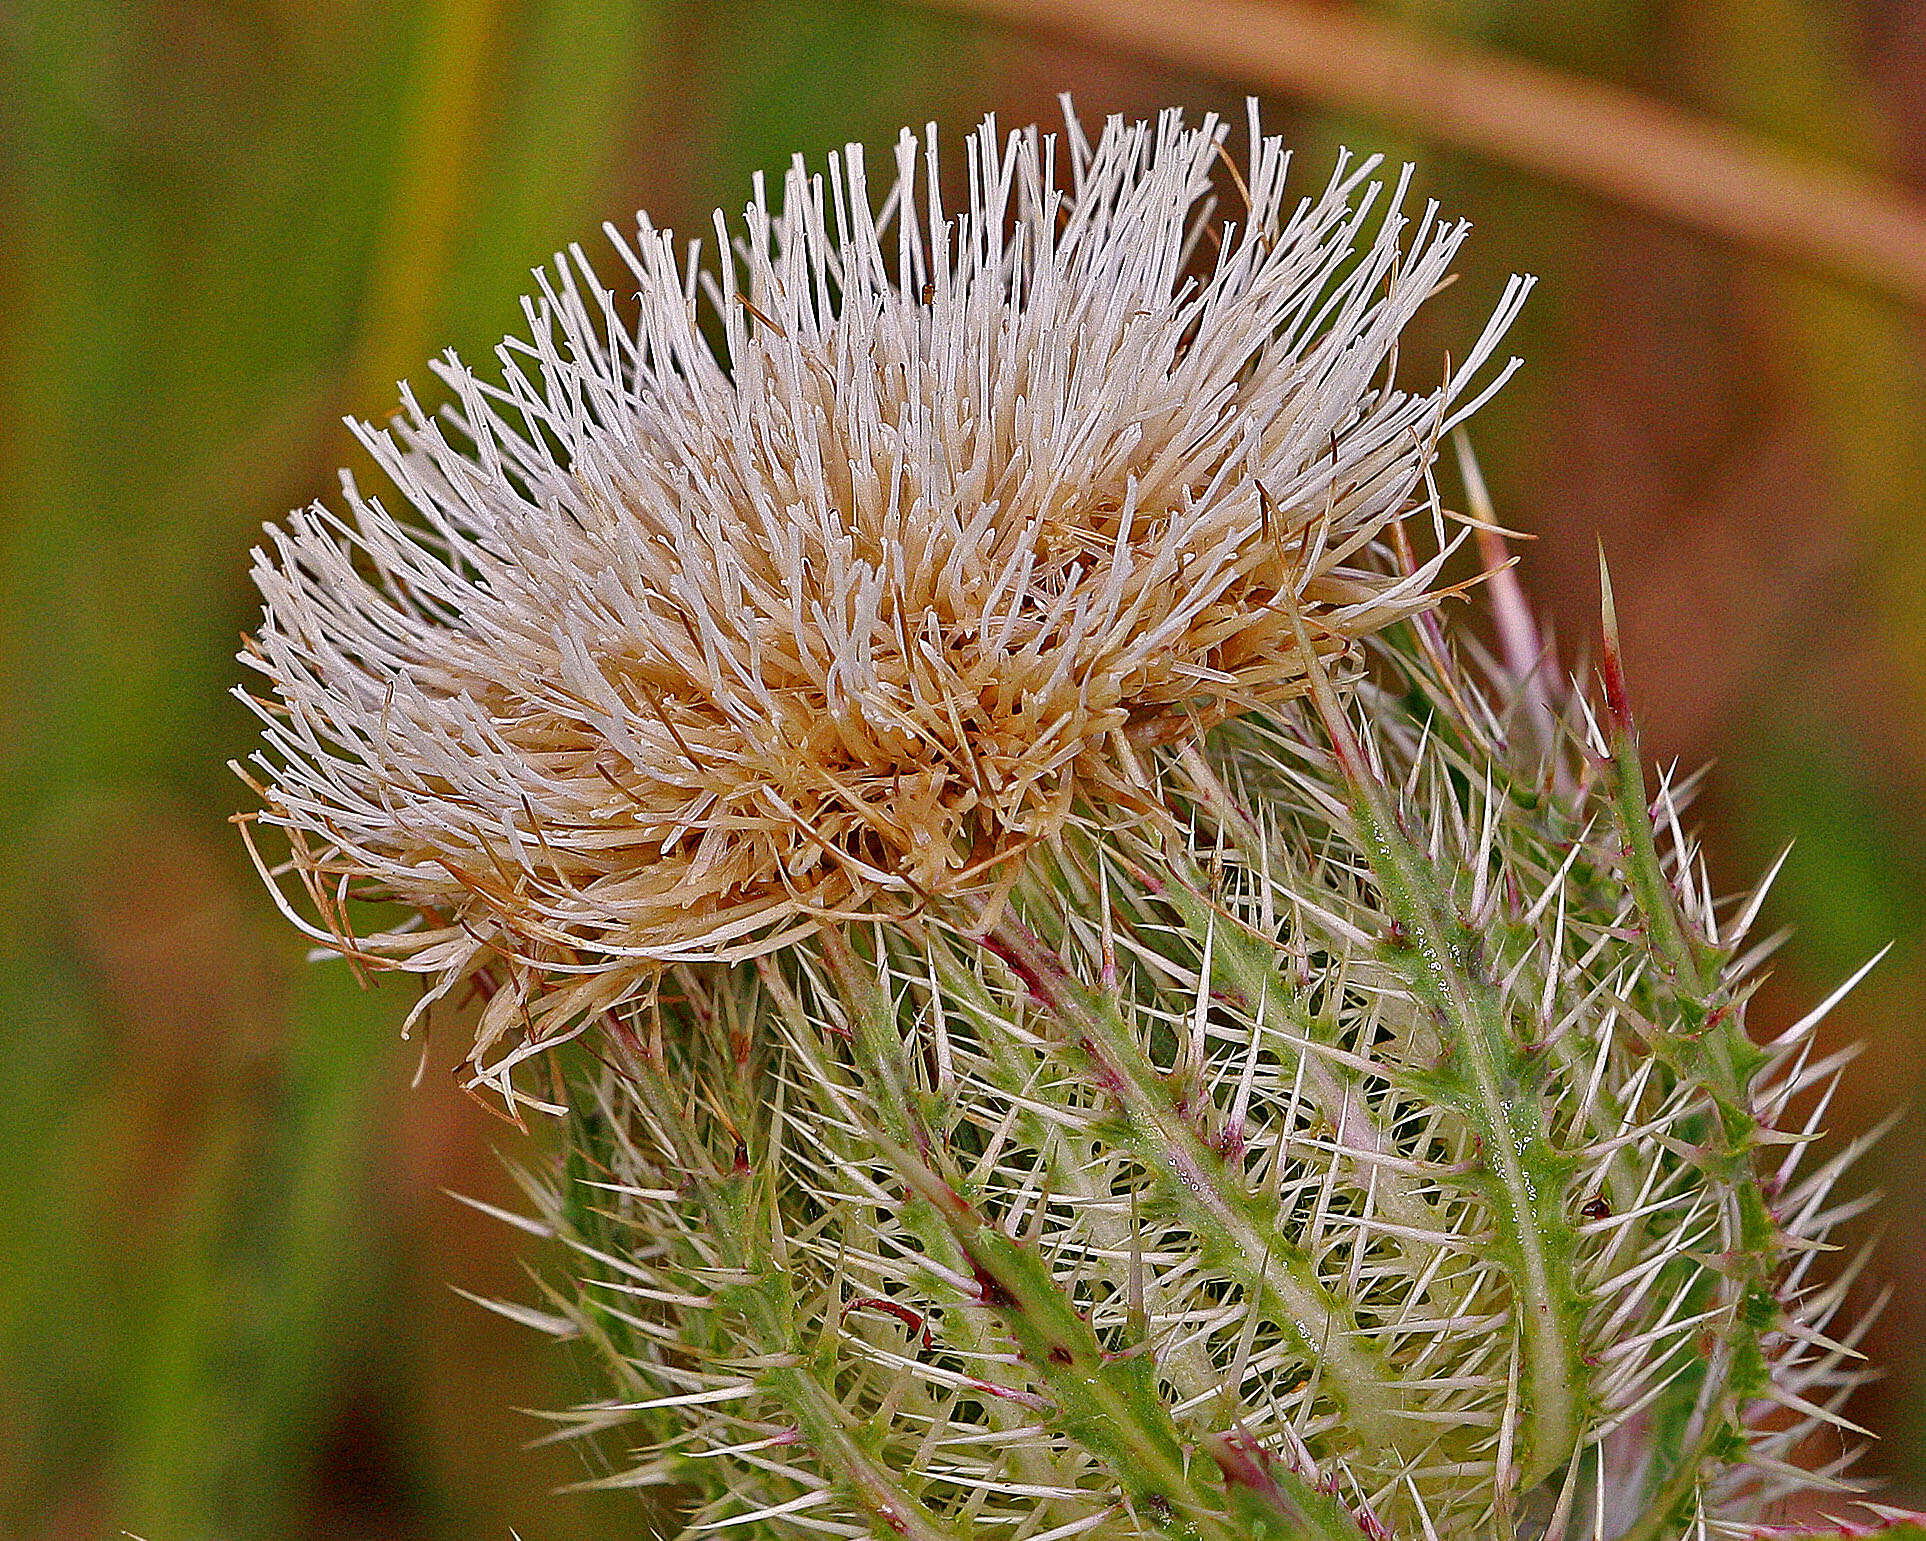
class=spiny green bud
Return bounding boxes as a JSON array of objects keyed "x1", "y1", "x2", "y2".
[{"x1": 235, "y1": 104, "x2": 1903, "y2": 1541}]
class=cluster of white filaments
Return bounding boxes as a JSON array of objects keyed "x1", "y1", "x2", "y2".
[{"x1": 238, "y1": 106, "x2": 1528, "y2": 1086}]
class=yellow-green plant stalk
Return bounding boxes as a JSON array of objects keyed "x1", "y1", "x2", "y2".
[{"x1": 238, "y1": 108, "x2": 1908, "y2": 1540}]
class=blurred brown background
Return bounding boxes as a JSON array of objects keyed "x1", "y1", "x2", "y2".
[{"x1": 5, "y1": 1, "x2": 1926, "y2": 1535}]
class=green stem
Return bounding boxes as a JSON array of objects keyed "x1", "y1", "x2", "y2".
[
  {"x1": 808, "y1": 935, "x2": 1363, "y2": 1541},
  {"x1": 1153, "y1": 757, "x2": 1458, "y2": 1241},
  {"x1": 1598, "y1": 559, "x2": 1710, "y2": 1005},
  {"x1": 1599, "y1": 559, "x2": 1766, "y2": 1127},
  {"x1": 810, "y1": 936, "x2": 1243, "y2": 1537},
  {"x1": 981, "y1": 917, "x2": 1412, "y2": 1456},
  {"x1": 1290, "y1": 614, "x2": 1587, "y2": 1493},
  {"x1": 1594, "y1": 565, "x2": 1777, "y2": 1541}
]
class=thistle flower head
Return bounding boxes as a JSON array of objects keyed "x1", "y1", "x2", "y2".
[
  {"x1": 236, "y1": 106, "x2": 1528, "y2": 1088},
  {"x1": 236, "y1": 103, "x2": 1901, "y2": 1541}
]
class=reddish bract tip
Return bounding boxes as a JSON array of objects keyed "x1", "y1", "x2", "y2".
[{"x1": 1597, "y1": 547, "x2": 1633, "y2": 731}]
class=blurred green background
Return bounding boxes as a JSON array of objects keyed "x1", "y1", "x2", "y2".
[{"x1": 5, "y1": 0, "x2": 1926, "y2": 1534}]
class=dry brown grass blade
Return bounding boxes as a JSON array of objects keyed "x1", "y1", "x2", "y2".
[{"x1": 927, "y1": 0, "x2": 1926, "y2": 308}]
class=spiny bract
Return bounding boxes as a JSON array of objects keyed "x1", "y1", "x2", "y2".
[
  {"x1": 512, "y1": 614, "x2": 1887, "y2": 1541},
  {"x1": 234, "y1": 106, "x2": 1527, "y2": 1098}
]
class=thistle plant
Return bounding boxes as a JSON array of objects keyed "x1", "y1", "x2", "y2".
[{"x1": 237, "y1": 107, "x2": 1909, "y2": 1540}]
